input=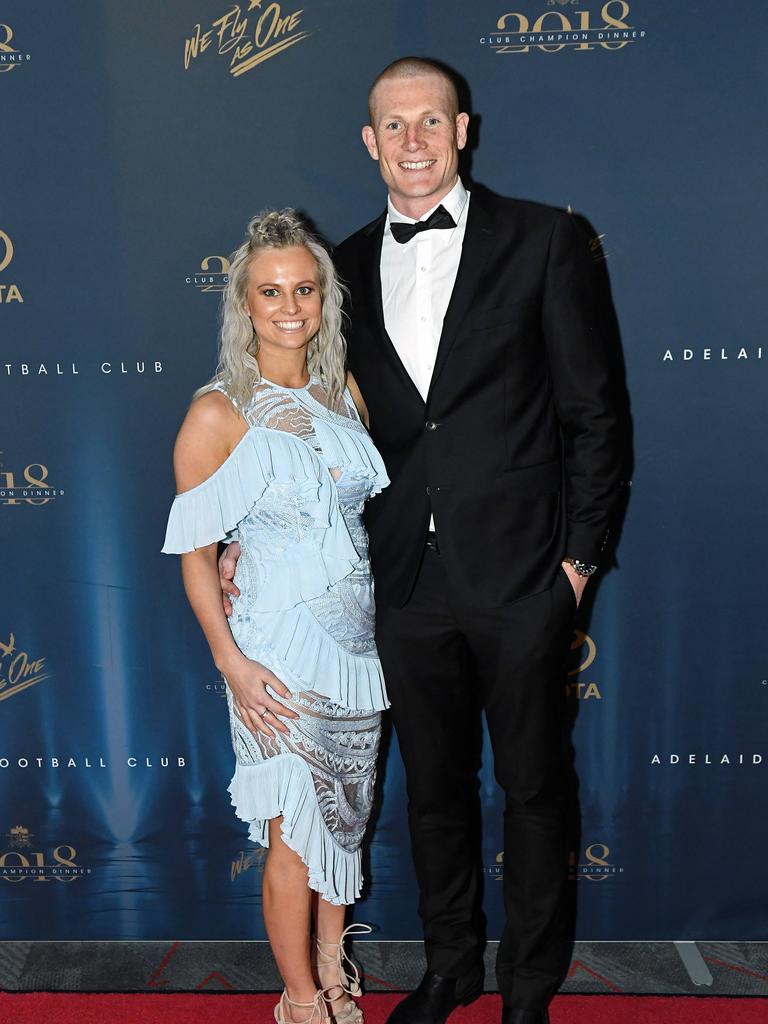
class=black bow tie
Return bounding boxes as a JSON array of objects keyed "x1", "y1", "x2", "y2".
[{"x1": 390, "y1": 205, "x2": 456, "y2": 244}]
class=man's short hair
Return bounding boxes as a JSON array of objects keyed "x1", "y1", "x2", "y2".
[{"x1": 367, "y1": 57, "x2": 460, "y2": 123}]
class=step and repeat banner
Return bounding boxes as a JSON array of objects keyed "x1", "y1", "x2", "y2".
[{"x1": 1, "y1": 1, "x2": 766, "y2": 942}]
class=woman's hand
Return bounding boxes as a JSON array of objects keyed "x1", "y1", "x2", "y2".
[{"x1": 223, "y1": 653, "x2": 299, "y2": 739}]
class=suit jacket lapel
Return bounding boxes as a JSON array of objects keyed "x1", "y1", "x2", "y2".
[
  {"x1": 426, "y1": 190, "x2": 496, "y2": 402},
  {"x1": 359, "y1": 212, "x2": 425, "y2": 407}
]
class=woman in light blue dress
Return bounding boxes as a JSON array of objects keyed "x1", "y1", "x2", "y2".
[{"x1": 162, "y1": 210, "x2": 389, "y2": 1024}]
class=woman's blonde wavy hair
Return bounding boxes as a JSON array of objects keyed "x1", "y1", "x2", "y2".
[{"x1": 195, "y1": 209, "x2": 347, "y2": 410}]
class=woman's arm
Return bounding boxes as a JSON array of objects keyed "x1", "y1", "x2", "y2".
[
  {"x1": 172, "y1": 393, "x2": 297, "y2": 737},
  {"x1": 180, "y1": 543, "x2": 243, "y2": 678}
]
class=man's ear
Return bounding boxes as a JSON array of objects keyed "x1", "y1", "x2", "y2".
[
  {"x1": 455, "y1": 112, "x2": 470, "y2": 151},
  {"x1": 361, "y1": 125, "x2": 379, "y2": 161}
]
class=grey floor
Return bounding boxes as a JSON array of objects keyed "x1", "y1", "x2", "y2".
[{"x1": 1, "y1": 941, "x2": 767, "y2": 996}]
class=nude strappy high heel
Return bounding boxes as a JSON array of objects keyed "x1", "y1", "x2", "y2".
[
  {"x1": 274, "y1": 988, "x2": 330, "y2": 1024},
  {"x1": 313, "y1": 923, "x2": 372, "y2": 1024}
]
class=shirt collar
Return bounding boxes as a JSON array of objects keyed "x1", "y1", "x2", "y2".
[{"x1": 387, "y1": 178, "x2": 469, "y2": 226}]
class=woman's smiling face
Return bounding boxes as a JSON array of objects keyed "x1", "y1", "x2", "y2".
[{"x1": 245, "y1": 245, "x2": 322, "y2": 358}]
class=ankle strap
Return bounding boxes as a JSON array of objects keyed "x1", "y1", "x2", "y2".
[
  {"x1": 315, "y1": 922, "x2": 373, "y2": 993},
  {"x1": 315, "y1": 922, "x2": 373, "y2": 952},
  {"x1": 278, "y1": 989, "x2": 326, "y2": 1023}
]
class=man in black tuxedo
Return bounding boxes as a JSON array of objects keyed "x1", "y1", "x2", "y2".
[
  {"x1": 335, "y1": 58, "x2": 623, "y2": 1024},
  {"x1": 221, "y1": 56, "x2": 623, "y2": 1024}
]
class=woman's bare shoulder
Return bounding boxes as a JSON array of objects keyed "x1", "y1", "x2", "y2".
[{"x1": 173, "y1": 390, "x2": 247, "y2": 492}]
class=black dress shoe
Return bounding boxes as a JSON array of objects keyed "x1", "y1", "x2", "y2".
[
  {"x1": 386, "y1": 968, "x2": 484, "y2": 1024},
  {"x1": 501, "y1": 1008, "x2": 549, "y2": 1024}
]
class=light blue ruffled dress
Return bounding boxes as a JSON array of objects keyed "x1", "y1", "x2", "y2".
[{"x1": 162, "y1": 376, "x2": 390, "y2": 904}]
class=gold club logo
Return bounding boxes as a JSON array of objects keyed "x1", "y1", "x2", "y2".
[
  {"x1": 569, "y1": 629, "x2": 596, "y2": 675},
  {"x1": 186, "y1": 255, "x2": 230, "y2": 293},
  {"x1": 483, "y1": 0, "x2": 646, "y2": 54},
  {"x1": 490, "y1": 844, "x2": 622, "y2": 883},
  {"x1": 566, "y1": 629, "x2": 602, "y2": 700},
  {"x1": 0, "y1": 632, "x2": 50, "y2": 703},
  {"x1": 6, "y1": 825, "x2": 33, "y2": 848},
  {"x1": 0, "y1": 827, "x2": 91, "y2": 882},
  {"x1": 0, "y1": 24, "x2": 31, "y2": 72},
  {"x1": 0, "y1": 229, "x2": 23, "y2": 304},
  {"x1": 0, "y1": 456, "x2": 62, "y2": 505},
  {"x1": 485, "y1": 851, "x2": 504, "y2": 882},
  {"x1": 570, "y1": 842, "x2": 624, "y2": 881},
  {"x1": 0, "y1": 230, "x2": 12, "y2": 273},
  {"x1": 183, "y1": 2, "x2": 311, "y2": 78}
]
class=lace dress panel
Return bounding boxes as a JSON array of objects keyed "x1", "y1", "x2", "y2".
[{"x1": 243, "y1": 378, "x2": 357, "y2": 481}]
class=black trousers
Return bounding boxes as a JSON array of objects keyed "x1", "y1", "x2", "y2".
[{"x1": 375, "y1": 543, "x2": 577, "y2": 1010}]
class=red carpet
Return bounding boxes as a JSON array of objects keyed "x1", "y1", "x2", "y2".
[{"x1": 1, "y1": 993, "x2": 766, "y2": 1023}]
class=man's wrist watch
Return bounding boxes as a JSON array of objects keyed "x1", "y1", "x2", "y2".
[{"x1": 563, "y1": 556, "x2": 598, "y2": 578}]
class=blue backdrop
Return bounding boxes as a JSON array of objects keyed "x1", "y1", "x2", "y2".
[{"x1": 1, "y1": 0, "x2": 766, "y2": 943}]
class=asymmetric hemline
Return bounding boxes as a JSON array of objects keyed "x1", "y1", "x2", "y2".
[{"x1": 228, "y1": 753, "x2": 362, "y2": 905}]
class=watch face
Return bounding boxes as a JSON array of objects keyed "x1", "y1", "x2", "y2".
[{"x1": 571, "y1": 560, "x2": 598, "y2": 577}]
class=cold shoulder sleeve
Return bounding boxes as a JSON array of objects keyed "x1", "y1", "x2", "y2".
[
  {"x1": 162, "y1": 429, "x2": 275, "y2": 554},
  {"x1": 161, "y1": 426, "x2": 366, "y2": 612}
]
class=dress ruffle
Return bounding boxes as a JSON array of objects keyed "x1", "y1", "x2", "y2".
[
  {"x1": 162, "y1": 424, "x2": 389, "y2": 615},
  {"x1": 233, "y1": 607, "x2": 389, "y2": 712},
  {"x1": 162, "y1": 428, "x2": 324, "y2": 552},
  {"x1": 314, "y1": 417, "x2": 389, "y2": 498},
  {"x1": 227, "y1": 753, "x2": 361, "y2": 906}
]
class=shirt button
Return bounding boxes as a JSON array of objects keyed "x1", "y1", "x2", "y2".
[
  {"x1": 420, "y1": 266, "x2": 428, "y2": 272},
  {"x1": 420, "y1": 316, "x2": 427, "y2": 322}
]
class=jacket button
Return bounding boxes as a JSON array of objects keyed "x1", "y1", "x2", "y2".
[
  {"x1": 425, "y1": 420, "x2": 439, "y2": 431},
  {"x1": 425, "y1": 486, "x2": 431, "y2": 496}
]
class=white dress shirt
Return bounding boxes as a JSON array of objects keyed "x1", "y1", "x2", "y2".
[
  {"x1": 380, "y1": 178, "x2": 470, "y2": 532},
  {"x1": 380, "y1": 178, "x2": 470, "y2": 403}
]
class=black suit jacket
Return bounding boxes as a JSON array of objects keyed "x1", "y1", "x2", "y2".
[{"x1": 335, "y1": 185, "x2": 624, "y2": 609}]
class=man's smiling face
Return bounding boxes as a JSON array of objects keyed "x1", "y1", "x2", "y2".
[{"x1": 362, "y1": 72, "x2": 469, "y2": 219}]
